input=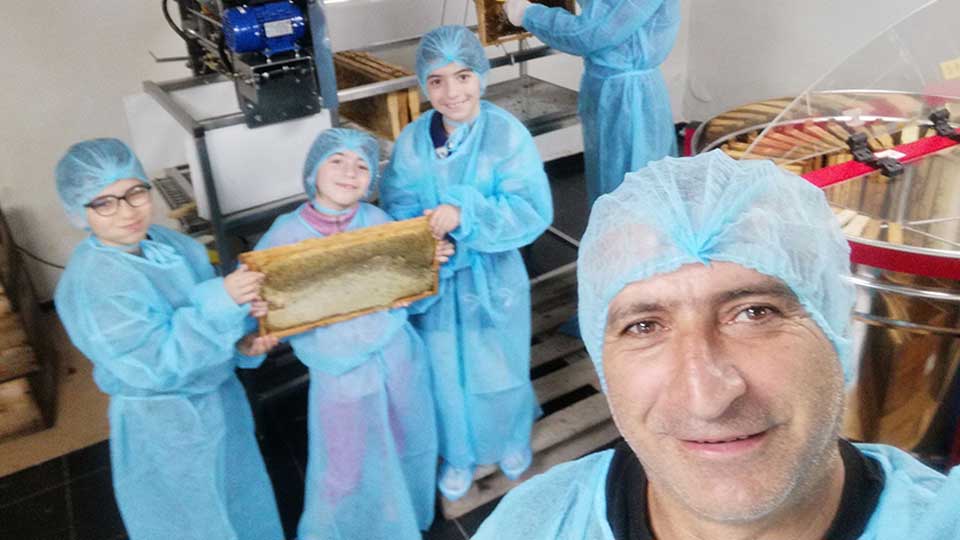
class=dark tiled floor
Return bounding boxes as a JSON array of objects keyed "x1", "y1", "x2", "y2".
[{"x1": 0, "y1": 157, "x2": 590, "y2": 540}]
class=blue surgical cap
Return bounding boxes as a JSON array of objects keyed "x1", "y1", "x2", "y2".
[
  {"x1": 302, "y1": 128, "x2": 380, "y2": 200},
  {"x1": 415, "y1": 25, "x2": 490, "y2": 94},
  {"x1": 577, "y1": 150, "x2": 856, "y2": 389},
  {"x1": 55, "y1": 138, "x2": 148, "y2": 228}
]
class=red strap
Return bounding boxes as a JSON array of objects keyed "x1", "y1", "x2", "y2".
[
  {"x1": 849, "y1": 241, "x2": 960, "y2": 281},
  {"x1": 800, "y1": 132, "x2": 960, "y2": 280},
  {"x1": 803, "y1": 132, "x2": 960, "y2": 188}
]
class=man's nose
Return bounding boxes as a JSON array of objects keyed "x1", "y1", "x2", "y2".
[{"x1": 668, "y1": 329, "x2": 747, "y2": 420}]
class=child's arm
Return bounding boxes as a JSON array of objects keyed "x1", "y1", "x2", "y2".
[
  {"x1": 439, "y1": 123, "x2": 554, "y2": 252},
  {"x1": 380, "y1": 141, "x2": 428, "y2": 221},
  {"x1": 84, "y1": 275, "x2": 254, "y2": 393},
  {"x1": 400, "y1": 238, "x2": 453, "y2": 315},
  {"x1": 234, "y1": 299, "x2": 280, "y2": 368},
  {"x1": 522, "y1": 0, "x2": 666, "y2": 57}
]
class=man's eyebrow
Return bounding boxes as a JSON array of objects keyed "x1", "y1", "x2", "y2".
[
  {"x1": 715, "y1": 282, "x2": 799, "y2": 305},
  {"x1": 606, "y1": 282, "x2": 800, "y2": 326},
  {"x1": 606, "y1": 300, "x2": 669, "y2": 326}
]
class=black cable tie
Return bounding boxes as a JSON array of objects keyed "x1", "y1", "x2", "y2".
[
  {"x1": 846, "y1": 133, "x2": 904, "y2": 178},
  {"x1": 929, "y1": 109, "x2": 960, "y2": 142}
]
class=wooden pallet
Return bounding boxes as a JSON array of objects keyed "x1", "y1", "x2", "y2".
[
  {"x1": 0, "y1": 208, "x2": 57, "y2": 442},
  {"x1": 0, "y1": 286, "x2": 44, "y2": 443},
  {"x1": 334, "y1": 51, "x2": 420, "y2": 140},
  {"x1": 440, "y1": 265, "x2": 619, "y2": 519},
  {"x1": 475, "y1": 0, "x2": 577, "y2": 46}
]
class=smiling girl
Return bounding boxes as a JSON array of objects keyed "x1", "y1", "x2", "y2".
[
  {"x1": 253, "y1": 128, "x2": 450, "y2": 540},
  {"x1": 53, "y1": 138, "x2": 283, "y2": 540},
  {"x1": 381, "y1": 26, "x2": 554, "y2": 500}
]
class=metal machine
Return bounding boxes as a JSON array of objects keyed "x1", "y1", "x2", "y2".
[
  {"x1": 137, "y1": 0, "x2": 583, "y2": 271},
  {"x1": 163, "y1": 0, "x2": 339, "y2": 126},
  {"x1": 692, "y1": 0, "x2": 960, "y2": 466}
]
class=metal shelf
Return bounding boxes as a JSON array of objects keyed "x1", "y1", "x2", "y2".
[
  {"x1": 485, "y1": 75, "x2": 579, "y2": 136},
  {"x1": 143, "y1": 30, "x2": 576, "y2": 269}
]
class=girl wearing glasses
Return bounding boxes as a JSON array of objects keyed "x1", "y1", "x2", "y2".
[{"x1": 52, "y1": 138, "x2": 284, "y2": 540}]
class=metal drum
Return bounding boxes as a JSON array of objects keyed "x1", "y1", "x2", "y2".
[
  {"x1": 823, "y1": 148, "x2": 960, "y2": 457},
  {"x1": 690, "y1": 0, "x2": 960, "y2": 462},
  {"x1": 692, "y1": 91, "x2": 960, "y2": 459}
]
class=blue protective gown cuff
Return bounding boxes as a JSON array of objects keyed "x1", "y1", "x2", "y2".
[
  {"x1": 523, "y1": 3, "x2": 547, "y2": 29},
  {"x1": 190, "y1": 277, "x2": 249, "y2": 336},
  {"x1": 236, "y1": 352, "x2": 267, "y2": 369},
  {"x1": 235, "y1": 315, "x2": 268, "y2": 369}
]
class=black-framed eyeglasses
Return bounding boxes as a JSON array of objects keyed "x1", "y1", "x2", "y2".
[{"x1": 84, "y1": 184, "x2": 153, "y2": 217}]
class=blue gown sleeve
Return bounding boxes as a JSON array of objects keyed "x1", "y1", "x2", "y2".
[
  {"x1": 235, "y1": 316, "x2": 269, "y2": 369},
  {"x1": 442, "y1": 123, "x2": 553, "y2": 252},
  {"x1": 381, "y1": 138, "x2": 429, "y2": 221},
  {"x1": 87, "y1": 276, "x2": 249, "y2": 392},
  {"x1": 523, "y1": 0, "x2": 665, "y2": 56}
]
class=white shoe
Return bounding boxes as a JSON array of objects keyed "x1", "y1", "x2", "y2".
[
  {"x1": 438, "y1": 464, "x2": 474, "y2": 501},
  {"x1": 499, "y1": 448, "x2": 532, "y2": 480}
]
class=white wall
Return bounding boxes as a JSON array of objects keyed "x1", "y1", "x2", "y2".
[
  {"x1": 0, "y1": 2, "x2": 190, "y2": 300},
  {"x1": 326, "y1": 0, "x2": 691, "y2": 118},
  {"x1": 682, "y1": 0, "x2": 932, "y2": 121},
  {"x1": 1, "y1": 0, "x2": 936, "y2": 299}
]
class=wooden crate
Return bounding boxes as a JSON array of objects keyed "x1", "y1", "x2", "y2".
[
  {"x1": 441, "y1": 265, "x2": 620, "y2": 519},
  {"x1": 475, "y1": 0, "x2": 576, "y2": 46},
  {"x1": 0, "y1": 211, "x2": 57, "y2": 442},
  {"x1": 0, "y1": 377, "x2": 44, "y2": 444},
  {"x1": 0, "y1": 288, "x2": 56, "y2": 441},
  {"x1": 239, "y1": 217, "x2": 438, "y2": 338},
  {"x1": 334, "y1": 51, "x2": 420, "y2": 140},
  {"x1": 0, "y1": 283, "x2": 42, "y2": 444}
]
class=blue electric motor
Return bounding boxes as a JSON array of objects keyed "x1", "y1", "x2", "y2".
[{"x1": 223, "y1": 1, "x2": 306, "y2": 57}]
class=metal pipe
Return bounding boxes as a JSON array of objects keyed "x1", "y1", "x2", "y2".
[
  {"x1": 353, "y1": 26, "x2": 479, "y2": 54},
  {"x1": 846, "y1": 275, "x2": 960, "y2": 303},
  {"x1": 199, "y1": 112, "x2": 248, "y2": 130},
  {"x1": 530, "y1": 261, "x2": 577, "y2": 286},
  {"x1": 157, "y1": 72, "x2": 226, "y2": 92},
  {"x1": 907, "y1": 216, "x2": 960, "y2": 226},
  {"x1": 338, "y1": 75, "x2": 418, "y2": 102},
  {"x1": 853, "y1": 311, "x2": 960, "y2": 336},
  {"x1": 519, "y1": 39, "x2": 529, "y2": 78},
  {"x1": 184, "y1": 29, "x2": 222, "y2": 55},
  {"x1": 143, "y1": 80, "x2": 203, "y2": 136},
  {"x1": 489, "y1": 45, "x2": 556, "y2": 68},
  {"x1": 183, "y1": 6, "x2": 222, "y2": 27},
  {"x1": 547, "y1": 225, "x2": 580, "y2": 248},
  {"x1": 194, "y1": 134, "x2": 233, "y2": 271}
]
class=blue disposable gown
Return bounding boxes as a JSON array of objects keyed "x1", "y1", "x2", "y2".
[
  {"x1": 523, "y1": 0, "x2": 680, "y2": 205},
  {"x1": 381, "y1": 102, "x2": 554, "y2": 469},
  {"x1": 473, "y1": 443, "x2": 960, "y2": 539},
  {"x1": 54, "y1": 225, "x2": 282, "y2": 540},
  {"x1": 254, "y1": 202, "x2": 438, "y2": 540}
]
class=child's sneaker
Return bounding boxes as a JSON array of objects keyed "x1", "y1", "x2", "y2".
[
  {"x1": 438, "y1": 463, "x2": 474, "y2": 501},
  {"x1": 499, "y1": 447, "x2": 532, "y2": 480}
]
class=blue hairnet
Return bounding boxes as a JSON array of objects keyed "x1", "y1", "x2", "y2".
[
  {"x1": 577, "y1": 150, "x2": 856, "y2": 389},
  {"x1": 302, "y1": 128, "x2": 380, "y2": 200},
  {"x1": 415, "y1": 25, "x2": 490, "y2": 94},
  {"x1": 55, "y1": 138, "x2": 148, "y2": 228}
]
